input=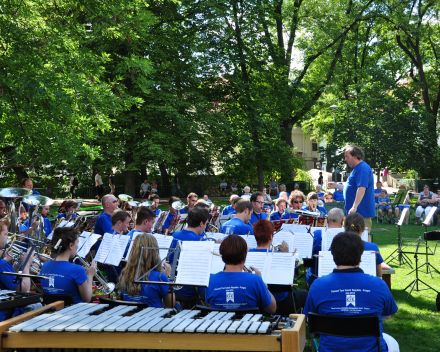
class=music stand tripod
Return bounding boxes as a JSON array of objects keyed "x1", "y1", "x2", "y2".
[
  {"x1": 385, "y1": 207, "x2": 413, "y2": 267},
  {"x1": 403, "y1": 237, "x2": 439, "y2": 299}
]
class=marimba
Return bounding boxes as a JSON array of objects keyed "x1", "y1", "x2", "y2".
[{"x1": 1, "y1": 302, "x2": 306, "y2": 352}]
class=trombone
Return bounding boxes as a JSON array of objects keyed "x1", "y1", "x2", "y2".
[{"x1": 73, "y1": 256, "x2": 115, "y2": 294}]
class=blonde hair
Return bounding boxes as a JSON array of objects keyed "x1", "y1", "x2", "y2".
[
  {"x1": 275, "y1": 198, "x2": 287, "y2": 206},
  {"x1": 118, "y1": 234, "x2": 165, "y2": 296}
]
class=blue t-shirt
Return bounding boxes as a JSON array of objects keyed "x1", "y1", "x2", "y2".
[
  {"x1": 301, "y1": 205, "x2": 327, "y2": 218},
  {"x1": 56, "y1": 213, "x2": 78, "y2": 220},
  {"x1": 41, "y1": 261, "x2": 88, "y2": 304},
  {"x1": 364, "y1": 241, "x2": 384, "y2": 266},
  {"x1": 249, "y1": 212, "x2": 268, "y2": 225},
  {"x1": 162, "y1": 213, "x2": 177, "y2": 230},
  {"x1": 344, "y1": 161, "x2": 375, "y2": 218},
  {"x1": 269, "y1": 212, "x2": 291, "y2": 221},
  {"x1": 378, "y1": 197, "x2": 391, "y2": 209},
  {"x1": 93, "y1": 212, "x2": 112, "y2": 251},
  {"x1": 248, "y1": 249, "x2": 288, "y2": 302},
  {"x1": 122, "y1": 270, "x2": 169, "y2": 308},
  {"x1": 206, "y1": 271, "x2": 272, "y2": 310},
  {"x1": 316, "y1": 192, "x2": 325, "y2": 198},
  {"x1": 43, "y1": 218, "x2": 53, "y2": 237},
  {"x1": 276, "y1": 192, "x2": 283, "y2": 199},
  {"x1": 374, "y1": 189, "x2": 383, "y2": 203},
  {"x1": 153, "y1": 208, "x2": 161, "y2": 216},
  {"x1": 170, "y1": 229, "x2": 205, "y2": 297},
  {"x1": 220, "y1": 218, "x2": 254, "y2": 236},
  {"x1": 222, "y1": 205, "x2": 236, "y2": 215},
  {"x1": 0, "y1": 259, "x2": 21, "y2": 322},
  {"x1": 304, "y1": 268, "x2": 398, "y2": 352},
  {"x1": 333, "y1": 190, "x2": 344, "y2": 202}
]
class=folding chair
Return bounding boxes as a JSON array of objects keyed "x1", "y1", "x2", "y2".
[{"x1": 308, "y1": 312, "x2": 382, "y2": 352}]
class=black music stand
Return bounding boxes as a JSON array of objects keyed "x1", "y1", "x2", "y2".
[
  {"x1": 385, "y1": 207, "x2": 413, "y2": 267},
  {"x1": 403, "y1": 237, "x2": 439, "y2": 299}
]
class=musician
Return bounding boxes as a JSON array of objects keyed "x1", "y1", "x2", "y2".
[
  {"x1": 0, "y1": 219, "x2": 34, "y2": 321},
  {"x1": 148, "y1": 194, "x2": 161, "y2": 216},
  {"x1": 301, "y1": 192, "x2": 327, "y2": 218},
  {"x1": 288, "y1": 190, "x2": 305, "y2": 219},
  {"x1": 119, "y1": 234, "x2": 173, "y2": 308},
  {"x1": 94, "y1": 195, "x2": 119, "y2": 237},
  {"x1": 315, "y1": 184, "x2": 325, "y2": 200},
  {"x1": 56, "y1": 200, "x2": 78, "y2": 220},
  {"x1": 40, "y1": 227, "x2": 97, "y2": 303},
  {"x1": 179, "y1": 192, "x2": 198, "y2": 214},
  {"x1": 219, "y1": 200, "x2": 254, "y2": 236},
  {"x1": 278, "y1": 191, "x2": 289, "y2": 203},
  {"x1": 0, "y1": 200, "x2": 7, "y2": 219},
  {"x1": 205, "y1": 234, "x2": 276, "y2": 313},
  {"x1": 126, "y1": 208, "x2": 156, "y2": 238},
  {"x1": 222, "y1": 194, "x2": 239, "y2": 215},
  {"x1": 276, "y1": 184, "x2": 287, "y2": 199},
  {"x1": 324, "y1": 191, "x2": 334, "y2": 202},
  {"x1": 162, "y1": 197, "x2": 181, "y2": 233},
  {"x1": 270, "y1": 198, "x2": 292, "y2": 221},
  {"x1": 249, "y1": 192, "x2": 268, "y2": 225},
  {"x1": 169, "y1": 207, "x2": 209, "y2": 302},
  {"x1": 304, "y1": 232, "x2": 398, "y2": 352},
  {"x1": 34, "y1": 205, "x2": 52, "y2": 238},
  {"x1": 306, "y1": 208, "x2": 345, "y2": 286},
  {"x1": 21, "y1": 178, "x2": 40, "y2": 212},
  {"x1": 344, "y1": 213, "x2": 384, "y2": 278},
  {"x1": 250, "y1": 220, "x2": 292, "y2": 315}
]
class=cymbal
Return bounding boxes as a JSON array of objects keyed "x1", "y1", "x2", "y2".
[
  {"x1": 140, "y1": 201, "x2": 153, "y2": 207},
  {"x1": 172, "y1": 201, "x2": 185, "y2": 210},
  {"x1": 128, "y1": 201, "x2": 140, "y2": 207},
  {"x1": 22, "y1": 194, "x2": 54, "y2": 206},
  {"x1": 118, "y1": 194, "x2": 133, "y2": 202},
  {"x1": 0, "y1": 188, "x2": 32, "y2": 198}
]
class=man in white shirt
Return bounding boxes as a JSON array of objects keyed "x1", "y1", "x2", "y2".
[
  {"x1": 95, "y1": 171, "x2": 103, "y2": 201},
  {"x1": 140, "y1": 180, "x2": 150, "y2": 198}
]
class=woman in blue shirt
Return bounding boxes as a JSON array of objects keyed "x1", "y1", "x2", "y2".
[
  {"x1": 301, "y1": 192, "x2": 327, "y2": 218},
  {"x1": 118, "y1": 234, "x2": 174, "y2": 308},
  {"x1": 206, "y1": 234, "x2": 276, "y2": 313},
  {"x1": 344, "y1": 213, "x2": 386, "y2": 278},
  {"x1": 56, "y1": 200, "x2": 78, "y2": 221},
  {"x1": 41, "y1": 227, "x2": 97, "y2": 303},
  {"x1": 270, "y1": 199, "x2": 291, "y2": 221},
  {"x1": 0, "y1": 219, "x2": 34, "y2": 321}
]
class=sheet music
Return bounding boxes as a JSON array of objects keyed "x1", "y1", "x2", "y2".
[
  {"x1": 423, "y1": 206, "x2": 437, "y2": 225},
  {"x1": 105, "y1": 235, "x2": 130, "y2": 266},
  {"x1": 210, "y1": 243, "x2": 224, "y2": 274},
  {"x1": 152, "y1": 234, "x2": 173, "y2": 261},
  {"x1": 238, "y1": 235, "x2": 257, "y2": 249},
  {"x1": 361, "y1": 230, "x2": 369, "y2": 242},
  {"x1": 265, "y1": 253, "x2": 297, "y2": 285},
  {"x1": 125, "y1": 231, "x2": 142, "y2": 260},
  {"x1": 318, "y1": 251, "x2": 377, "y2": 277},
  {"x1": 245, "y1": 251, "x2": 269, "y2": 279},
  {"x1": 77, "y1": 231, "x2": 92, "y2": 252},
  {"x1": 272, "y1": 232, "x2": 293, "y2": 251},
  {"x1": 279, "y1": 223, "x2": 309, "y2": 233},
  {"x1": 47, "y1": 220, "x2": 74, "y2": 240},
  {"x1": 292, "y1": 232, "x2": 314, "y2": 258},
  {"x1": 218, "y1": 214, "x2": 234, "y2": 226},
  {"x1": 321, "y1": 227, "x2": 344, "y2": 251},
  {"x1": 94, "y1": 233, "x2": 115, "y2": 263},
  {"x1": 176, "y1": 241, "x2": 214, "y2": 287},
  {"x1": 205, "y1": 232, "x2": 227, "y2": 241},
  {"x1": 77, "y1": 233, "x2": 101, "y2": 258}
]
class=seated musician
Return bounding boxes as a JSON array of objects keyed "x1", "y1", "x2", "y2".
[
  {"x1": 148, "y1": 194, "x2": 161, "y2": 216},
  {"x1": 288, "y1": 190, "x2": 306, "y2": 219},
  {"x1": 301, "y1": 192, "x2": 327, "y2": 218},
  {"x1": 206, "y1": 234, "x2": 276, "y2": 313},
  {"x1": 127, "y1": 208, "x2": 156, "y2": 238},
  {"x1": 344, "y1": 213, "x2": 386, "y2": 278},
  {"x1": 161, "y1": 197, "x2": 181, "y2": 233},
  {"x1": 95, "y1": 194, "x2": 119, "y2": 236},
  {"x1": 306, "y1": 208, "x2": 345, "y2": 287},
  {"x1": 119, "y1": 234, "x2": 174, "y2": 308},
  {"x1": 249, "y1": 192, "x2": 268, "y2": 225},
  {"x1": 222, "y1": 194, "x2": 240, "y2": 215},
  {"x1": 40, "y1": 227, "x2": 97, "y2": 304},
  {"x1": 179, "y1": 192, "x2": 198, "y2": 215},
  {"x1": 304, "y1": 232, "x2": 399, "y2": 352},
  {"x1": 56, "y1": 199, "x2": 78, "y2": 220},
  {"x1": 219, "y1": 200, "x2": 254, "y2": 236},
  {"x1": 0, "y1": 219, "x2": 34, "y2": 321},
  {"x1": 324, "y1": 191, "x2": 334, "y2": 202},
  {"x1": 315, "y1": 184, "x2": 325, "y2": 200},
  {"x1": 270, "y1": 198, "x2": 292, "y2": 221},
  {"x1": 276, "y1": 184, "x2": 287, "y2": 199},
  {"x1": 249, "y1": 220, "x2": 294, "y2": 315}
]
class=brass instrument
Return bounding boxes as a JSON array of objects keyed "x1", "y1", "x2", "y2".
[
  {"x1": 73, "y1": 256, "x2": 115, "y2": 294},
  {"x1": 118, "y1": 194, "x2": 133, "y2": 210},
  {"x1": 0, "y1": 187, "x2": 33, "y2": 234}
]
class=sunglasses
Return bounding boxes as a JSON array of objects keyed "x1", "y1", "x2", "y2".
[
  {"x1": 126, "y1": 208, "x2": 133, "y2": 211},
  {"x1": 292, "y1": 201, "x2": 301, "y2": 204}
]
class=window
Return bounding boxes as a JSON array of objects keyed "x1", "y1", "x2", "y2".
[{"x1": 312, "y1": 143, "x2": 318, "y2": 151}]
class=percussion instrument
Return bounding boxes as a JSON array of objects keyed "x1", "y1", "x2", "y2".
[
  {"x1": 0, "y1": 289, "x2": 42, "y2": 321},
  {"x1": 2, "y1": 303, "x2": 306, "y2": 352}
]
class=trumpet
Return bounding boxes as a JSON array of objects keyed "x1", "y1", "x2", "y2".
[
  {"x1": 6, "y1": 245, "x2": 43, "y2": 275},
  {"x1": 73, "y1": 256, "x2": 115, "y2": 294}
]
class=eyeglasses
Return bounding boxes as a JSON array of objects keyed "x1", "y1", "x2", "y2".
[
  {"x1": 126, "y1": 208, "x2": 133, "y2": 211},
  {"x1": 255, "y1": 201, "x2": 264, "y2": 205}
]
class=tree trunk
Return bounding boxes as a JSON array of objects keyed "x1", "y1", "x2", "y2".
[
  {"x1": 159, "y1": 163, "x2": 170, "y2": 185},
  {"x1": 13, "y1": 167, "x2": 29, "y2": 184},
  {"x1": 124, "y1": 155, "x2": 136, "y2": 197},
  {"x1": 257, "y1": 164, "x2": 265, "y2": 191},
  {"x1": 140, "y1": 167, "x2": 147, "y2": 183}
]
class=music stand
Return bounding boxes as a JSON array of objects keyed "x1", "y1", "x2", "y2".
[
  {"x1": 385, "y1": 207, "x2": 413, "y2": 266},
  {"x1": 403, "y1": 237, "x2": 439, "y2": 299}
]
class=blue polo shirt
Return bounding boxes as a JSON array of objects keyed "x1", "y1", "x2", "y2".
[
  {"x1": 269, "y1": 212, "x2": 292, "y2": 221},
  {"x1": 304, "y1": 268, "x2": 398, "y2": 352},
  {"x1": 364, "y1": 241, "x2": 384, "y2": 266},
  {"x1": 344, "y1": 161, "x2": 375, "y2": 218},
  {"x1": 222, "y1": 205, "x2": 236, "y2": 215},
  {"x1": 249, "y1": 212, "x2": 268, "y2": 225},
  {"x1": 220, "y1": 218, "x2": 254, "y2": 236},
  {"x1": 93, "y1": 212, "x2": 112, "y2": 251},
  {"x1": 0, "y1": 260, "x2": 22, "y2": 322},
  {"x1": 333, "y1": 190, "x2": 344, "y2": 202},
  {"x1": 123, "y1": 270, "x2": 169, "y2": 308},
  {"x1": 206, "y1": 272, "x2": 272, "y2": 310}
]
